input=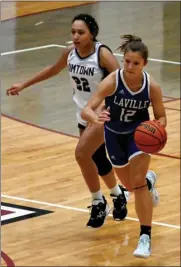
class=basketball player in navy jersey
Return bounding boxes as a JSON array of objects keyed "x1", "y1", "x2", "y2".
[
  {"x1": 82, "y1": 34, "x2": 167, "y2": 257},
  {"x1": 6, "y1": 15, "x2": 156, "y2": 229}
]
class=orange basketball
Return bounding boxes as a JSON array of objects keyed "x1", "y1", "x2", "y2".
[{"x1": 134, "y1": 120, "x2": 167, "y2": 154}]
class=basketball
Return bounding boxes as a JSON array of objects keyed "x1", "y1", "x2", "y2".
[{"x1": 134, "y1": 120, "x2": 167, "y2": 153}]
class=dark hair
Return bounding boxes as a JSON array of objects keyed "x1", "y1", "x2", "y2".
[
  {"x1": 118, "y1": 34, "x2": 148, "y2": 62},
  {"x1": 72, "y1": 14, "x2": 99, "y2": 41}
]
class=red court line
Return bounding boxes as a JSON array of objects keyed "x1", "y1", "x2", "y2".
[
  {"x1": 1, "y1": 251, "x2": 15, "y2": 267},
  {"x1": 2, "y1": 113, "x2": 180, "y2": 160},
  {"x1": 163, "y1": 98, "x2": 180, "y2": 104},
  {"x1": 163, "y1": 95, "x2": 180, "y2": 104},
  {"x1": 1, "y1": 113, "x2": 78, "y2": 139},
  {"x1": 163, "y1": 95, "x2": 180, "y2": 100},
  {"x1": 163, "y1": 107, "x2": 180, "y2": 111},
  {"x1": 155, "y1": 152, "x2": 180, "y2": 159},
  {"x1": 150, "y1": 103, "x2": 180, "y2": 111}
]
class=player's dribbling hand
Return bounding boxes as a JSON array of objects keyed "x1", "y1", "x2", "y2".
[
  {"x1": 6, "y1": 84, "x2": 25, "y2": 96},
  {"x1": 153, "y1": 119, "x2": 166, "y2": 128}
]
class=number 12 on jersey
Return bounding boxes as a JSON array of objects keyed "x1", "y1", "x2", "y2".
[{"x1": 120, "y1": 108, "x2": 136, "y2": 122}]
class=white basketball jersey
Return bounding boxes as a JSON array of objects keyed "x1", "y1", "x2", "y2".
[{"x1": 67, "y1": 42, "x2": 109, "y2": 111}]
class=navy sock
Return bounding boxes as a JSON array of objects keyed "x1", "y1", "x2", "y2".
[
  {"x1": 140, "y1": 225, "x2": 151, "y2": 238},
  {"x1": 146, "y1": 178, "x2": 152, "y2": 191}
]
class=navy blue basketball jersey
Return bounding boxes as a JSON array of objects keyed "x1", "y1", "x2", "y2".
[{"x1": 105, "y1": 69, "x2": 151, "y2": 133}]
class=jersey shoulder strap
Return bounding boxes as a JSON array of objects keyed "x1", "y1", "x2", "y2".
[{"x1": 95, "y1": 42, "x2": 113, "y2": 78}]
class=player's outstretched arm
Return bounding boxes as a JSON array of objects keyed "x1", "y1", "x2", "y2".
[{"x1": 6, "y1": 45, "x2": 73, "y2": 96}]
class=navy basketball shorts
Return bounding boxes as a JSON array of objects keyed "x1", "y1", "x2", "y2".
[{"x1": 104, "y1": 127, "x2": 150, "y2": 167}]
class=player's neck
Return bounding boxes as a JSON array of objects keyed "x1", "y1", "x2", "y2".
[
  {"x1": 123, "y1": 71, "x2": 144, "y2": 91},
  {"x1": 77, "y1": 42, "x2": 95, "y2": 58}
]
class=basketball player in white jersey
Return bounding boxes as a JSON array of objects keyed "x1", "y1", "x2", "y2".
[{"x1": 6, "y1": 14, "x2": 157, "y2": 228}]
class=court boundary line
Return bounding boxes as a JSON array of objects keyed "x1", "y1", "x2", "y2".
[
  {"x1": 1, "y1": 194, "x2": 180, "y2": 230},
  {"x1": 2, "y1": 113, "x2": 180, "y2": 160},
  {"x1": 1, "y1": 2, "x2": 95, "y2": 23},
  {"x1": 1, "y1": 44, "x2": 180, "y2": 102},
  {"x1": 1, "y1": 43, "x2": 180, "y2": 65}
]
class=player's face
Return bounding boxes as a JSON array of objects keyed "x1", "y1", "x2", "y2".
[
  {"x1": 123, "y1": 51, "x2": 147, "y2": 78},
  {"x1": 71, "y1": 20, "x2": 93, "y2": 49}
]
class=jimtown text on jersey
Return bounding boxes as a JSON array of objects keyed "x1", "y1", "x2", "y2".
[{"x1": 69, "y1": 63, "x2": 94, "y2": 76}]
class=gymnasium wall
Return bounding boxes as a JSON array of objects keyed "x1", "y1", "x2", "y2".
[{"x1": 1, "y1": 1, "x2": 95, "y2": 21}]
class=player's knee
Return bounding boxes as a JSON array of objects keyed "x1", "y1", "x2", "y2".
[
  {"x1": 75, "y1": 144, "x2": 85, "y2": 163},
  {"x1": 92, "y1": 143, "x2": 112, "y2": 176},
  {"x1": 96, "y1": 160, "x2": 112, "y2": 176}
]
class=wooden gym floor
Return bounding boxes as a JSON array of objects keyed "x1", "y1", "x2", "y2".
[{"x1": 1, "y1": 1, "x2": 180, "y2": 266}]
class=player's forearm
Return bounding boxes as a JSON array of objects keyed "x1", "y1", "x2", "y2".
[
  {"x1": 81, "y1": 107, "x2": 98, "y2": 124},
  {"x1": 22, "y1": 65, "x2": 59, "y2": 89},
  {"x1": 95, "y1": 101, "x2": 105, "y2": 115}
]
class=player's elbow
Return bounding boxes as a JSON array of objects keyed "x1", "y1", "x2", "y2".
[{"x1": 81, "y1": 107, "x2": 88, "y2": 121}]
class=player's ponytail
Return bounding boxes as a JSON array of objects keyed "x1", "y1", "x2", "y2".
[
  {"x1": 118, "y1": 34, "x2": 142, "y2": 52},
  {"x1": 117, "y1": 34, "x2": 148, "y2": 62}
]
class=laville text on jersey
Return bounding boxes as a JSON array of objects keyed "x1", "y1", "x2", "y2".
[
  {"x1": 68, "y1": 63, "x2": 95, "y2": 76},
  {"x1": 114, "y1": 95, "x2": 150, "y2": 109}
]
